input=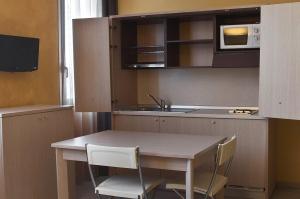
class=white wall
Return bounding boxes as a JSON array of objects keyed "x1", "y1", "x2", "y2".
[{"x1": 137, "y1": 68, "x2": 259, "y2": 107}]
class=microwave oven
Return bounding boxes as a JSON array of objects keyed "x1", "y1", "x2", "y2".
[{"x1": 220, "y1": 24, "x2": 260, "y2": 49}]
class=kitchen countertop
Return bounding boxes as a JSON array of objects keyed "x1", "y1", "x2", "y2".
[
  {"x1": 113, "y1": 106, "x2": 266, "y2": 120},
  {"x1": 0, "y1": 105, "x2": 73, "y2": 118}
]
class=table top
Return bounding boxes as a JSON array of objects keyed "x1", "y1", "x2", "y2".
[{"x1": 51, "y1": 130, "x2": 226, "y2": 159}]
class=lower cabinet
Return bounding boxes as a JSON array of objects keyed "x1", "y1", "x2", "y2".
[
  {"x1": 0, "y1": 106, "x2": 74, "y2": 199},
  {"x1": 113, "y1": 115, "x2": 160, "y2": 132},
  {"x1": 113, "y1": 114, "x2": 271, "y2": 199}
]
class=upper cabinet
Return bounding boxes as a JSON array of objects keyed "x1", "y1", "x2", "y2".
[
  {"x1": 73, "y1": 18, "x2": 112, "y2": 112},
  {"x1": 259, "y1": 2, "x2": 300, "y2": 120},
  {"x1": 117, "y1": 7, "x2": 260, "y2": 69}
]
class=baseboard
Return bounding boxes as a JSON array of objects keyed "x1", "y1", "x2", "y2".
[
  {"x1": 276, "y1": 182, "x2": 300, "y2": 189},
  {"x1": 225, "y1": 187, "x2": 267, "y2": 199}
]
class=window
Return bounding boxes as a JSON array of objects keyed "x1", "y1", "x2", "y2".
[{"x1": 61, "y1": 0, "x2": 103, "y2": 105}]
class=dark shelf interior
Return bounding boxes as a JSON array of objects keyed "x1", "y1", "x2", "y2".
[
  {"x1": 127, "y1": 45, "x2": 164, "y2": 49},
  {"x1": 126, "y1": 46, "x2": 165, "y2": 54},
  {"x1": 167, "y1": 65, "x2": 212, "y2": 68},
  {"x1": 120, "y1": 7, "x2": 260, "y2": 69},
  {"x1": 167, "y1": 39, "x2": 214, "y2": 44}
]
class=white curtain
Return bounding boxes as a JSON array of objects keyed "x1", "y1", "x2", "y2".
[
  {"x1": 63, "y1": 0, "x2": 103, "y2": 105},
  {"x1": 62, "y1": 0, "x2": 103, "y2": 137}
]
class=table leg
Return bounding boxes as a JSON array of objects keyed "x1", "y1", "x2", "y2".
[
  {"x1": 56, "y1": 149, "x2": 70, "y2": 199},
  {"x1": 186, "y1": 159, "x2": 194, "y2": 199}
]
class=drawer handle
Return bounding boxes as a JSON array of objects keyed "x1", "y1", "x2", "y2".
[{"x1": 212, "y1": 121, "x2": 216, "y2": 124}]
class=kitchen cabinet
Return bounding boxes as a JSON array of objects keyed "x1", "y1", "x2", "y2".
[
  {"x1": 210, "y1": 119, "x2": 269, "y2": 190},
  {"x1": 73, "y1": 18, "x2": 111, "y2": 112},
  {"x1": 159, "y1": 117, "x2": 213, "y2": 135},
  {"x1": 260, "y1": 2, "x2": 300, "y2": 120},
  {"x1": 73, "y1": 7, "x2": 261, "y2": 112},
  {"x1": 113, "y1": 115, "x2": 160, "y2": 132},
  {"x1": 0, "y1": 106, "x2": 74, "y2": 199},
  {"x1": 113, "y1": 114, "x2": 271, "y2": 199}
]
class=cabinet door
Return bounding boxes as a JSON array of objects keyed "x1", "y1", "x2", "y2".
[
  {"x1": 211, "y1": 119, "x2": 268, "y2": 189},
  {"x1": 113, "y1": 115, "x2": 160, "y2": 132},
  {"x1": 260, "y1": 3, "x2": 300, "y2": 120},
  {"x1": 1, "y1": 109, "x2": 74, "y2": 199},
  {"x1": 159, "y1": 117, "x2": 215, "y2": 182},
  {"x1": 159, "y1": 117, "x2": 213, "y2": 135},
  {"x1": 73, "y1": 17, "x2": 111, "y2": 112}
]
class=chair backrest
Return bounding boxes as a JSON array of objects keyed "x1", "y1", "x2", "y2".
[
  {"x1": 216, "y1": 135, "x2": 237, "y2": 166},
  {"x1": 86, "y1": 144, "x2": 139, "y2": 169}
]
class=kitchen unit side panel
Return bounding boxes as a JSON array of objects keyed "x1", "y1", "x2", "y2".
[
  {"x1": 73, "y1": 17, "x2": 111, "y2": 112},
  {"x1": 260, "y1": 3, "x2": 300, "y2": 120}
]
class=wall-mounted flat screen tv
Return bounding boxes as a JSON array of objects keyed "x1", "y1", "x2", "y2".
[{"x1": 0, "y1": 34, "x2": 39, "y2": 72}]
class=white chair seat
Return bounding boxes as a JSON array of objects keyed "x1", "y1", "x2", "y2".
[
  {"x1": 95, "y1": 175, "x2": 163, "y2": 199},
  {"x1": 166, "y1": 172, "x2": 228, "y2": 197}
]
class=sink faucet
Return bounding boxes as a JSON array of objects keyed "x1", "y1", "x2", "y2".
[{"x1": 147, "y1": 94, "x2": 167, "y2": 111}]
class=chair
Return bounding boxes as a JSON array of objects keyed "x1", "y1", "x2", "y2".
[
  {"x1": 86, "y1": 144, "x2": 163, "y2": 199},
  {"x1": 165, "y1": 135, "x2": 237, "y2": 199}
]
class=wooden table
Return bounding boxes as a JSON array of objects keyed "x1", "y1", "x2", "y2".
[{"x1": 51, "y1": 130, "x2": 226, "y2": 199}]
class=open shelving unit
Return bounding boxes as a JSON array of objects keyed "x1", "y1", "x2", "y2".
[{"x1": 120, "y1": 7, "x2": 260, "y2": 69}]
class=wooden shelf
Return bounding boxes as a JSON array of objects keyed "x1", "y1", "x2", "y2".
[
  {"x1": 127, "y1": 62, "x2": 165, "y2": 69},
  {"x1": 167, "y1": 39, "x2": 214, "y2": 44},
  {"x1": 120, "y1": 7, "x2": 260, "y2": 69},
  {"x1": 167, "y1": 65, "x2": 212, "y2": 68},
  {"x1": 138, "y1": 51, "x2": 165, "y2": 54},
  {"x1": 127, "y1": 46, "x2": 165, "y2": 54},
  {"x1": 127, "y1": 45, "x2": 164, "y2": 49},
  {"x1": 128, "y1": 61, "x2": 164, "y2": 64}
]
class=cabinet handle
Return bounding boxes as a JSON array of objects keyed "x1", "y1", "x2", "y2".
[
  {"x1": 155, "y1": 119, "x2": 159, "y2": 122},
  {"x1": 162, "y1": 120, "x2": 165, "y2": 122},
  {"x1": 211, "y1": 121, "x2": 216, "y2": 124},
  {"x1": 279, "y1": 101, "x2": 282, "y2": 105}
]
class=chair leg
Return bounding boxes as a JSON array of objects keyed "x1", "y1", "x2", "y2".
[
  {"x1": 172, "y1": 189, "x2": 185, "y2": 199},
  {"x1": 151, "y1": 190, "x2": 156, "y2": 199},
  {"x1": 95, "y1": 194, "x2": 101, "y2": 199},
  {"x1": 214, "y1": 189, "x2": 224, "y2": 199}
]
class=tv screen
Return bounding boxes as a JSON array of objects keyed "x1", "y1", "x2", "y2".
[{"x1": 0, "y1": 34, "x2": 39, "y2": 72}]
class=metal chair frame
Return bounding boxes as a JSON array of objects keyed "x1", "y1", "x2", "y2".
[
  {"x1": 171, "y1": 136, "x2": 236, "y2": 199},
  {"x1": 85, "y1": 144, "x2": 149, "y2": 199}
]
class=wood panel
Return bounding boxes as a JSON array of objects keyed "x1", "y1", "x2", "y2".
[
  {"x1": 179, "y1": 43, "x2": 213, "y2": 67},
  {"x1": 113, "y1": 115, "x2": 269, "y2": 196},
  {"x1": 259, "y1": 2, "x2": 300, "y2": 120},
  {"x1": 1, "y1": 108, "x2": 74, "y2": 199},
  {"x1": 111, "y1": 19, "x2": 138, "y2": 106},
  {"x1": 113, "y1": 115, "x2": 160, "y2": 132},
  {"x1": 159, "y1": 116, "x2": 213, "y2": 135},
  {"x1": 137, "y1": 23, "x2": 165, "y2": 46},
  {"x1": 73, "y1": 17, "x2": 111, "y2": 112},
  {"x1": 179, "y1": 19, "x2": 214, "y2": 40},
  {"x1": 159, "y1": 117, "x2": 216, "y2": 181},
  {"x1": 211, "y1": 119, "x2": 268, "y2": 189}
]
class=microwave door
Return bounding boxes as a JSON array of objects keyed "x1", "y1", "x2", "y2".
[{"x1": 221, "y1": 25, "x2": 252, "y2": 49}]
